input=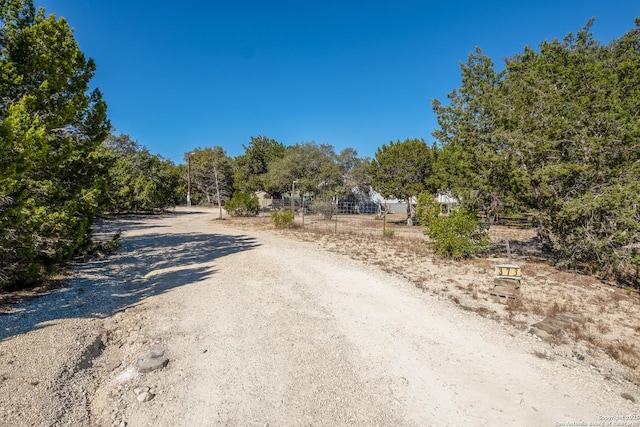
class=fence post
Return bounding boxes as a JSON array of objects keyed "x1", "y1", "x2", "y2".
[
  {"x1": 383, "y1": 203, "x2": 387, "y2": 236},
  {"x1": 333, "y1": 194, "x2": 338, "y2": 234}
]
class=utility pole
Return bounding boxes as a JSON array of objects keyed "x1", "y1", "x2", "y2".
[{"x1": 213, "y1": 165, "x2": 222, "y2": 220}]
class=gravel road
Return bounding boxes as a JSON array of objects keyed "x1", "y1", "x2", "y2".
[{"x1": 0, "y1": 208, "x2": 634, "y2": 426}]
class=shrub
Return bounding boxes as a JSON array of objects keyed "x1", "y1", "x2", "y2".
[
  {"x1": 310, "y1": 198, "x2": 335, "y2": 220},
  {"x1": 80, "y1": 231, "x2": 121, "y2": 257},
  {"x1": 271, "y1": 210, "x2": 294, "y2": 228},
  {"x1": 416, "y1": 192, "x2": 440, "y2": 227},
  {"x1": 425, "y1": 209, "x2": 489, "y2": 260},
  {"x1": 225, "y1": 192, "x2": 259, "y2": 217}
]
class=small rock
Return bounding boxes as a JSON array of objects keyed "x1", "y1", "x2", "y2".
[
  {"x1": 133, "y1": 386, "x2": 149, "y2": 396},
  {"x1": 528, "y1": 327, "x2": 553, "y2": 343},
  {"x1": 105, "y1": 360, "x2": 122, "y2": 372},
  {"x1": 572, "y1": 350, "x2": 585, "y2": 361},
  {"x1": 119, "y1": 421, "x2": 127, "y2": 427},
  {"x1": 137, "y1": 357, "x2": 169, "y2": 373},
  {"x1": 149, "y1": 344, "x2": 165, "y2": 359},
  {"x1": 136, "y1": 391, "x2": 154, "y2": 402},
  {"x1": 556, "y1": 313, "x2": 587, "y2": 324},
  {"x1": 533, "y1": 318, "x2": 565, "y2": 335}
]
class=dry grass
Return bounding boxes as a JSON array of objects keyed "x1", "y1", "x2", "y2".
[
  {"x1": 504, "y1": 296, "x2": 526, "y2": 320},
  {"x1": 604, "y1": 340, "x2": 640, "y2": 368},
  {"x1": 546, "y1": 301, "x2": 566, "y2": 318}
]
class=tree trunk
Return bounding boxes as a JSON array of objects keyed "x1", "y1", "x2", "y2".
[
  {"x1": 406, "y1": 199, "x2": 414, "y2": 226},
  {"x1": 213, "y1": 166, "x2": 222, "y2": 219}
]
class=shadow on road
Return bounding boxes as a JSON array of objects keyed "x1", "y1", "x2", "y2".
[{"x1": 0, "y1": 224, "x2": 260, "y2": 341}]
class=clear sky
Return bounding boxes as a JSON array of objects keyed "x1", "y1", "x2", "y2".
[{"x1": 35, "y1": 0, "x2": 639, "y2": 163}]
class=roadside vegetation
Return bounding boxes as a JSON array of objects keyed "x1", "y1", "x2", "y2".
[
  {"x1": 103, "y1": 133, "x2": 183, "y2": 213},
  {"x1": 1, "y1": 1, "x2": 638, "y2": 292},
  {"x1": 270, "y1": 211, "x2": 295, "y2": 228},
  {"x1": 225, "y1": 192, "x2": 259, "y2": 217},
  {"x1": 0, "y1": 2, "x2": 110, "y2": 288}
]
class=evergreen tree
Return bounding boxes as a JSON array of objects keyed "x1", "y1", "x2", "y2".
[
  {"x1": 233, "y1": 136, "x2": 286, "y2": 193},
  {"x1": 431, "y1": 48, "x2": 512, "y2": 222},
  {"x1": 432, "y1": 19, "x2": 640, "y2": 281},
  {"x1": 369, "y1": 138, "x2": 435, "y2": 225},
  {"x1": 104, "y1": 133, "x2": 181, "y2": 213},
  {"x1": 0, "y1": 1, "x2": 110, "y2": 288},
  {"x1": 496, "y1": 20, "x2": 640, "y2": 277}
]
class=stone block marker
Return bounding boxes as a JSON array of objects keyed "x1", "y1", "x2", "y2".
[{"x1": 489, "y1": 264, "x2": 521, "y2": 299}]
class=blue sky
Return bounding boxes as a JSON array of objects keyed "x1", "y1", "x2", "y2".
[{"x1": 35, "y1": 1, "x2": 639, "y2": 163}]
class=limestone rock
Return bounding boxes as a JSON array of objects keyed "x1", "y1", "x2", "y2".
[
  {"x1": 134, "y1": 386, "x2": 150, "y2": 395},
  {"x1": 555, "y1": 313, "x2": 587, "y2": 324},
  {"x1": 149, "y1": 344, "x2": 165, "y2": 359},
  {"x1": 136, "y1": 391, "x2": 154, "y2": 402},
  {"x1": 529, "y1": 312, "x2": 589, "y2": 342},
  {"x1": 528, "y1": 327, "x2": 553, "y2": 343},
  {"x1": 137, "y1": 357, "x2": 168, "y2": 373},
  {"x1": 533, "y1": 317, "x2": 566, "y2": 335}
]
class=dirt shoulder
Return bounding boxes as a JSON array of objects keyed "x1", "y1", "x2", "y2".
[{"x1": 0, "y1": 207, "x2": 637, "y2": 426}]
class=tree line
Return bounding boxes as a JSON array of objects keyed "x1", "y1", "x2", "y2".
[
  {"x1": 1, "y1": 0, "x2": 638, "y2": 289},
  {"x1": 102, "y1": 18, "x2": 640, "y2": 285}
]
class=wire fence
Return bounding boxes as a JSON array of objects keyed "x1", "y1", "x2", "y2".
[
  {"x1": 259, "y1": 198, "x2": 383, "y2": 215},
  {"x1": 258, "y1": 198, "x2": 426, "y2": 239},
  {"x1": 255, "y1": 197, "x2": 537, "y2": 242}
]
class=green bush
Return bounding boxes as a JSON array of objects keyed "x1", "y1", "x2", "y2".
[
  {"x1": 416, "y1": 192, "x2": 440, "y2": 227},
  {"x1": 225, "y1": 192, "x2": 259, "y2": 217},
  {"x1": 425, "y1": 209, "x2": 489, "y2": 260},
  {"x1": 80, "y1": 231, "x2": 121, "y2": 258},
  {"x1": 271, "y1": 210, "x2": 295, "y2": 228}
]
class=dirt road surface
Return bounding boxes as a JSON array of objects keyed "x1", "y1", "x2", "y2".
[{"x1": 0, "y1": 208, "x2": 634, "y2": 426}]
